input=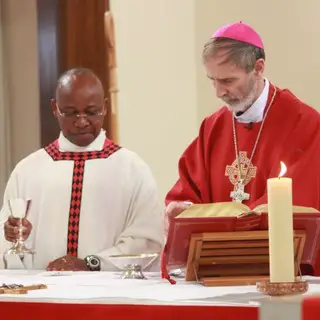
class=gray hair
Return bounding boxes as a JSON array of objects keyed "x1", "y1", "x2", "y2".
[{"x1": 202, "y1": 38, "x2": 265, "y2": 73}]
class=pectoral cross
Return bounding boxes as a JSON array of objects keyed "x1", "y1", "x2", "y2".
[
  {"x1": 230, "y1": 182, "x2": 250, "y2": 203},
  {"x1": 225, "y1": 152, "x2": 256, "y2": 203}
]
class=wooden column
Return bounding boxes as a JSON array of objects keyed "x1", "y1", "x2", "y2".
[
  {"x1": 37, "y1": 0, "x2": 112, "y2": 147},
  {"x1": 36, "y1": 0, "x2": 61, "y2": 146}
]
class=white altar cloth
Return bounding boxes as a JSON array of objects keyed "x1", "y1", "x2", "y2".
[
  {"x1": 0, "y1": 270, "x2": 261, "y2": 306},
  {"x1": 0, "y1": 270, "x2": 320, "y2": 311}
]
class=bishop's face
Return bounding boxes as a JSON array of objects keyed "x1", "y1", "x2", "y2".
[{"x1": 205, "y1": 51, "x2": 261, "y2": 114}]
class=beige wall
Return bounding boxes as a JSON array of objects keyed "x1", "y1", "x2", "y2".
[
  {"x1": 111, "y1": 0, "x2": 199, "y2": 204},
  {"x1": 0, "y1": 0, "x2": 40, "y2": 200}
]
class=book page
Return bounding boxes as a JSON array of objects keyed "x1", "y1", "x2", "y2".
[
  {"x1": 176, "y1": 203, "x2": 320, "y2": 219},
  {"x1": 176, "y1": 202, "x2": 250, "y2": 218},
  {"x1": 253, "y1": 204, "x2": 319, "y2": 213}
]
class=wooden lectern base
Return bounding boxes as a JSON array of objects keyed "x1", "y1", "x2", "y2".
[{"x1": 185, "y1": 230, "x2": 306, "y2": 287}]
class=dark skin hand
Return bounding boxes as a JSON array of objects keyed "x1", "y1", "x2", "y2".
[
  {"x1": 4, "y1": 216, "x2": 32, "y2": 242},
  {"x1": 46, "y1": 255, "x2": 89, "y2": 271},
  {"x1": 5, "y1": 218, "x2": 89, "y2": 271}
]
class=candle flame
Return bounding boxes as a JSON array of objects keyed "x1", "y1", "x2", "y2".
[{"x1": 278, "y1": 161, "x2": 287, "y2": 178}]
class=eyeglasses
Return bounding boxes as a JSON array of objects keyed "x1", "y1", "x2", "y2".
[{"x1": 56, "y1": 105, "x2": 105, "y2": 120}]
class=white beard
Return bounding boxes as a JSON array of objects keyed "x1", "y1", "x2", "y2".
[
  {"x1": 226, "y1": 99, "x2": 253, "y2": 114},
  {"x1": 225, "y1": 81, "x2": 258, "y2": 114}
]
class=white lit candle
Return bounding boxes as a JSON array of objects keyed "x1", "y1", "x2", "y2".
[{"x1": 267, "y1": 161, "x2": 295, "y2": 283}]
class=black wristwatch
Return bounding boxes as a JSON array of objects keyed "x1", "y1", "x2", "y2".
[{"x1": 84, "y1": 255, "x2": 101, "y2": 271}]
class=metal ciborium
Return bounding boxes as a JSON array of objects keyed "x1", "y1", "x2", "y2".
[
  {"x1": 3, "y1": 198, "x2": 35, "y2": 270},
  {"x1": 108, "y1": 253, "x2": 159, "y2": 279}
]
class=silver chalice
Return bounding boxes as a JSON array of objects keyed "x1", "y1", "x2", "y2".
[
  {"x1": 3, "y1": 198, "x2": 35, "y2": 269},
  {"x1": 108, "y1": 253, "x2": 159, "y2": 279}
]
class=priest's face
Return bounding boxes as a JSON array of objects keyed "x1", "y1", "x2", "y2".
[
  {"x1": 51, "y1": 74, "x2": 106, "y2": 146},
  {"x1": 205, "y1": 52, "x2": 262, "y2": 113}
]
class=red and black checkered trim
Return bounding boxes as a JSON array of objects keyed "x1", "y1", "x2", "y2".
[{"x1": 45, "y1": 139, "x2": 121, "y2": 257}]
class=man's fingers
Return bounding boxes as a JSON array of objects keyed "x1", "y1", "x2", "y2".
[
  {"x1": 4, "y1": 229, "x2": 17, "y2": 241},
  {"x1": 8, "y1": 216, "x2": 20, "y2": 226},
  {"x1": 8, "y1": 217, "x2": 31, "y2": 227},
  {"x1": 22, "y1": 219, "x2": 31, "y2": 227},
  {"x1": 4, "y1": 227, "x2": 19, "y2": 242},
  {"x1": 5, "y1": 235, "x2": 16, "y2": 242},
  {"x1": 5, "y1": 223, "x2": 19, "y2": 235},
  {"x1": 46, "y1": 257, "x2": 68, "y2": 271},
  {"x1": 166, "y1": 201, "x2": 190, "y2": 217},
  {"x1": 4, "y1": 220, "x2": 32, "y2": 242},
  {"x1": 22, "y1": 229, "x2": 30, "y2": 237},
  {"x1": 5, "y1": 219, "x2": 32, "y2": 236},
  {"x1": 46, "y1": 266, "x2": 58, "y2": 271}
]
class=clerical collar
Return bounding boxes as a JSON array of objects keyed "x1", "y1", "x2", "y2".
[
  {"x1": 58, "y1": 130, "x2": 106, "y2": 152},
  {"x1": 234, "y1": 79, "x2": 270, "y2": 123}
]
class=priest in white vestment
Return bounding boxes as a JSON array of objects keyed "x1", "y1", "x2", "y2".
[{"x1": 0, "y1": 68, "x2": 164, "y2": 271}]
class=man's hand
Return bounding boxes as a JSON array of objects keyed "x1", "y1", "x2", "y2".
[
  {"x1": 46, "y1": 255, "x2": 90, "y2": 271},
  {"x1": 164, "y1": 201, "x2": 191, "y2": 234},
  {"x1": 4, "y1": 216, "x2": 32, "y2": 242}
]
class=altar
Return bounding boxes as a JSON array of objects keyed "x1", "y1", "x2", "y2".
[{"x1": 0, "y1": 270, "x2": 319, "y2": 320}]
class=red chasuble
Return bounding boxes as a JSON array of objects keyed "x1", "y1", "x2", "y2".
[
  {"x1": 45, "y1": 139, "x2": 121, "y2": 257},
  {"x1": 166, "y1": 84, "x2": 320, "y2": 210}
]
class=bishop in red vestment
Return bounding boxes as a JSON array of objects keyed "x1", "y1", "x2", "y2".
[{"x1": 165, "y1": 22, "x2": 320, "y2": 274}]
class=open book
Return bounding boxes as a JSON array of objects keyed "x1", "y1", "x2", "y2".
[
  {"x1": 176, "y1": 202, "x2": 319, "y2": 218},
  {"x1": 162, "y1": 202, "x2": 320, "y2": 274}
]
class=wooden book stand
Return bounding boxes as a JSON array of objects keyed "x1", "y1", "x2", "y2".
[{"x1": 185, "y1": 230, "x2": 306, "y2": 286}]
